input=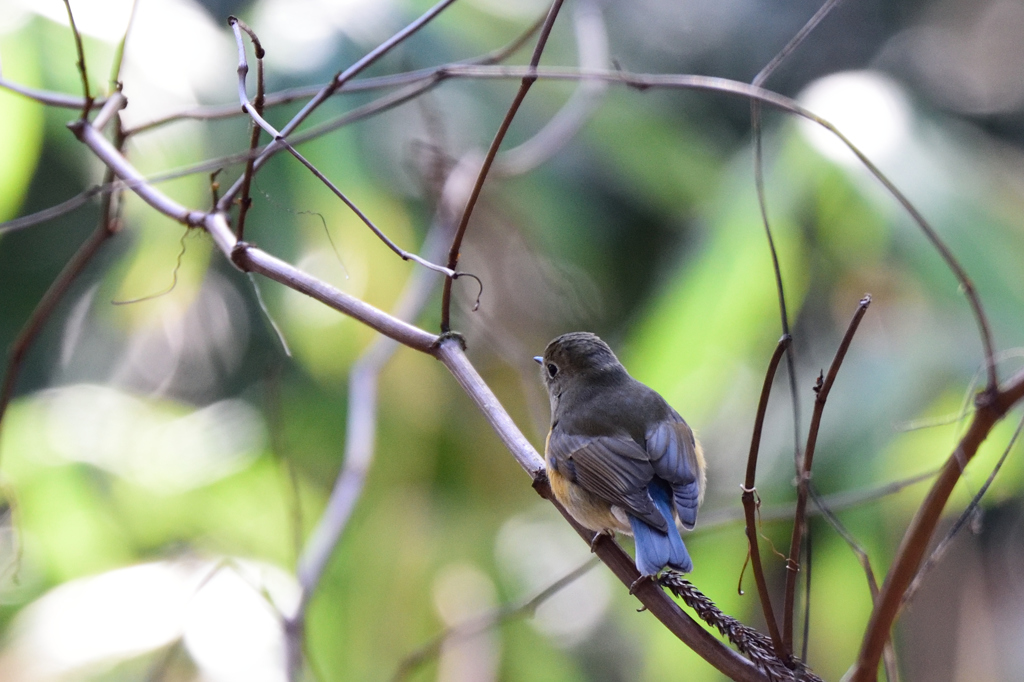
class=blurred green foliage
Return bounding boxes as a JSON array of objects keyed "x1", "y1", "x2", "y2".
[{"x1": 1, "y1": 1, "x2": 1024, "y2": 681}]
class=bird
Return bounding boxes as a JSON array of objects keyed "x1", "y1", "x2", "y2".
[{"x1": 536, "y1": 332, "x2": 706, "y2": 576}]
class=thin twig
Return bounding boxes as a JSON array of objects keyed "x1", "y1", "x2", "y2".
[
  {"x1": 852, "y1": 368, "x2": 1024, "y2": 681},
  {"x1": 700, "y1": 468, "x2": 939, "y2": 530},
  {"x1": 901, "y1": 411, "x2": 1024, "y2": 607},
  {"x1": 438, "y1": 0, "x2": 566, "y2": 332},
  {"x1": 808, "y1": 485, "x2": 899, "y2": 682},
  {"x1": 0, "y1": 186, "x2": 105, "y2": 234},
  {"x1": 217, "y1": 0, "x2": 460, "y2": 211},
  {"x1": 783, "y1": 295, "x2": 870, "y2": 651},
  {"x1": 747, "y1": 0, "x2": 845, "y2": 550},
  {"x1": 228, "y1": 25, "x2": 455, "y2": 278},
  {"x1": 125, "y1": 10, "x2": 547, "y2": 136},
  {"x1": 107, "y1": 0, "x2": 138, "y2": 90},
  {"x1": 741, "y1": 334, "x2": 791, "y2": 661},
  {"x1": 61, "y1": 0, "x2": 93, "y2": 118},
  {"x1": 0, "y1": 120, "x2": 126, "y2": 461},
  {"x1": 288, "y1": 207, "x2": 461, "y2": 678},
  {"x1": 0, "y1": 77, "x2": 104, "y2": 109},
  {"x1": 228, "y1": 16, "x2": 266, "y2": 240},
  {"x1": 494, "y1": 0, "x2": 608, "y2": 175},
  {"x1": 391, "y1": 557, "x2": 600, "y2": 681}
]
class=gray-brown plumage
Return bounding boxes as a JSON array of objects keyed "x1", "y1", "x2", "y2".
[{"x1": 537, "y1": 332, "x2": 706, "y2": 574}]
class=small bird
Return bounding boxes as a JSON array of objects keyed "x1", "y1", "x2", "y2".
[{"x1": 536, "y1": 332, "x2": 706, "y2": 575}]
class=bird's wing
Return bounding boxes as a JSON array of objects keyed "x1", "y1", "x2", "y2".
[
  {"x1": 547, "y1": 429, "x2": 667, "y2": 531},
  {"x1": 645, "y1": 418, "x2": 705, "y2": 529}
]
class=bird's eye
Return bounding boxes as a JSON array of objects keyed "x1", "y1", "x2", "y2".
[{"x1": 547, "y1": 363, "x2": 559, "y2": 378}]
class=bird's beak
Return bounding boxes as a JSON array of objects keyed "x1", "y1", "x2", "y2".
[{"x1": 533, "y1": 356, "x2": 543, "y2": 365}]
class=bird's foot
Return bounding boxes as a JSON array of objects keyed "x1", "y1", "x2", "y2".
[
  {"x1": 629, "y1": 574, "x2": 653, "y2": 595},
  {"x1": 589, "y1": 530, "x2": 612, "y2": 553}
]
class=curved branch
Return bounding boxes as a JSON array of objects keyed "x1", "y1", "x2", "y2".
[
  {"x1": 438, "y1": 0, "x2": 566, "y2": 332},
  {"x1": 850, "y1": 368, "x2": 1024, "y2": 681},
  {"x1": 742, "y1": 335, "x2": 791, "y2": 660}
]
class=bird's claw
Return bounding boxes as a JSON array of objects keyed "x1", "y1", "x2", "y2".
[{"x1": 629, "y1": 574, "x2": 652, "y2": 594}]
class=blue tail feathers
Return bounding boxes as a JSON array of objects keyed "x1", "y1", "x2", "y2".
[{"x1": 629, "y1": 479, "x2": 693, "y2": 575}]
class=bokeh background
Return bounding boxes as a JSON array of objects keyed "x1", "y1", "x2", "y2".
[{"x1": 1, "y1": 0, "x2": 1024, "y2": 680}]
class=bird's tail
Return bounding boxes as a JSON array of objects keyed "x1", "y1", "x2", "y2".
[{"x1": 629, "y1": 479, "x2": 692, "y2": 575}]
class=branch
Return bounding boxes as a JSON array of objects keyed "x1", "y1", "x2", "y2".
[
  {"x1": 216, "y1": 0, "x2": 460, "y2": 210},
  {"x1": 901, "y1": 412, "x2": 1024, "y2": 608},
  {"x1": 494, "y1": 0, "x2": 608, "y2": 176},
  {"x1": 850, "y1": 367, "x2": 1024, "y2": 681},
  {"x1": 68, "y1": 102, "x2": 788, "y2": 679},
  {"x1": 226, "y1": 16, "x2": 266, "y2": 240},
  {"x1": 0, "y1": 117, "x2": 126, "y2": 462},
  {"x1": 391, "y1": 557, "x2": 600, "y2": 681},
  {"x1": 783, "y1": 295, "x2": 870, "y2": 651},
  {"x1": 227, "y1": 25, "x2": 455, "y2": 279},
  {"x1": 285, "y1": 160, "x2": 481, "y2": 677},
  {"x1": 61, "y1": 0, "x2": 93, "y2": 117},
  {"x1": 0, "y1": 78, "x2": 104, "y2": 109},
  {"x1": 439, "y1": 0, "x2": 566, "y2": 332},
  {"x1": 124, "y1": 9, "x2": 546, "y2": 136},
  {"x1": 742, "y1": 334, "x2": 790, "y2": 660}
]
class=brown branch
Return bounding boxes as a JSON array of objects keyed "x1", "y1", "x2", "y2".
[
  {"x1": 0, "y1": 186, "x2": 106, "y2": 234},
  {"x1": 783, "y1": 295, "x2": 870, "y2": 652},
  {"x1": 748, "y1": 0, "x2": 845, "y2": 535},
  {"x1": 438, "y1": 0, "x2": 566, "y2": 332},
  {"x1": 61, "y1": 0, "x2": 93, "y2": 118},
  {"x1": 227, "y1": 16, "x2": 266, "y2": 240},
  {"x1": 0, "y1": 119, "x2": 126, "y2": 461},
  {"x1": 901, "y1": 411, "x2": 1024, "y2": 607},
  {"x1": 216, "y1": 0, "x2": 460, "y2": 211},
  {"x1": 808, "y1": 485, "x2": 900, "y2": 682},
  {"x1": 742, "y1": 334, "x2": 791, "y2": 661},
  {"x1": 850, "y1": 379, "x2": 1024, "y2": 679}
]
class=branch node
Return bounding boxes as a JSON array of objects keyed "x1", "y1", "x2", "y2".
[
  {"x1": 432, "y1": 331, "x2": 466, "y2": 352},
  {"x1": 231, "y1": 240, "x2": 253, "y2": 271}
]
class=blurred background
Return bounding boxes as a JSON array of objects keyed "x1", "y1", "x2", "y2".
[{"x1": 1, "y1": 0, "x2": 1023, "y2": 680}]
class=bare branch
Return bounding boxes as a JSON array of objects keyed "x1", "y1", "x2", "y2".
[
  {"x1": 0, "y1": 78, "x2": 104, "y2": 109},
  {"x1": 391, "y1": 557, "x2": 600, "y2": 681},
  {"x1": 742, "y1": 335, "x2": 791, "y2": 661},
  {"x1": 124, "y1": 9, "x2": 545, "y2": 136},
  {"x1": 0, "y1": 186, "x2": 105, "y2": 234},
  {"x1": 217, "y1": 0, "x2": 460, "y2": 210},
  {"x1": 226, "y1": 16, "x2": 266, "y2": 240},
  {"x1": 107, "y1": 0, "x2": 138, "y2": 90},
  {"x1": 494, "y1": 0, "x2": 608, "y2": 175},
  {"x1": 61, "y1": 0, "x2": 93, "y2": 117},
  {"x1": 228, "y1": 24, "x2": 455, "y2": 278},
  {"x1": 286, "y1": 167, "x2": 474, "y2": 675},
  {"x1": 851, "y1": 368, "x2": 1024, "y2": 681},
  {"x1": 0, "y1": 118, "x2": 127, "y2": 462},
  {"x1": 439, "y1": 0, "x2": 567, "y2": 332},
  {"x1": 901, "y1": 411, "x2": 1024, "y2": 607},
  {"x1": 783, "y1": 295, "x2": 870, "y2": 651}
]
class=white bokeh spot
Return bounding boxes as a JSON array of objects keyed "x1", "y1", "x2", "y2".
[{"x1": 798, "y1": 70, "x2": 912, "y2": 167}]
